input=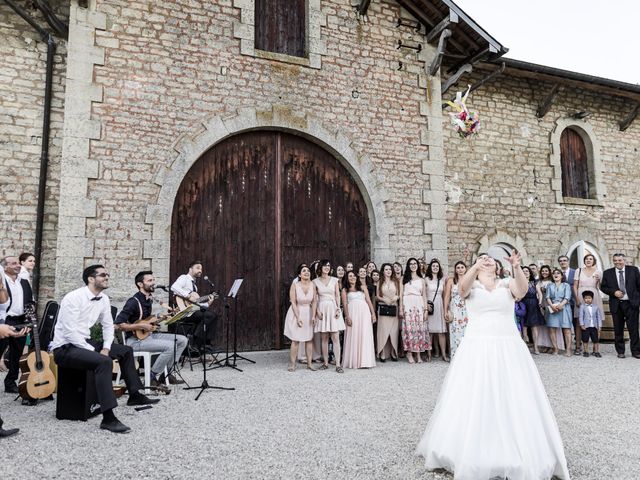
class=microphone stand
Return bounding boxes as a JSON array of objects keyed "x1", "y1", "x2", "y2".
[
  {"x1": 153, "y1": 287, "x2": 190, "y2": 387},
  {"x1": 183, "y1": 306, "x2": 234, "y2": 400}
]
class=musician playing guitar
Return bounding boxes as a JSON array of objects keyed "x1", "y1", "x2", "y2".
[
  {"x1": 170, "y1": 260, "x2": 218, "y2": 355},
  {"x1": 115, "y1": 271, "x2": 187, "y2": 393}
]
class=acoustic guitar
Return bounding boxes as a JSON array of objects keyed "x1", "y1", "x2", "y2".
[
  {"x1": 174, "y1": 292, "x2": 219, "y2": 312},
  {"x1": 131, "y1": 300, "x2": 175, "y2": 340},
  {"x1": 18, "y1": 304, "x2": 56, "y2": 400}
]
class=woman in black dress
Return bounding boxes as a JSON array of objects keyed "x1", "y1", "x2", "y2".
[{"x1": 521, "y1": 266, "x2": 545, "y2": 354}]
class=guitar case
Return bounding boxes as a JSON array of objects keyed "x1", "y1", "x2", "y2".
[{"x1": 38, "y1": 300, "x2": 60, "y2": 351}]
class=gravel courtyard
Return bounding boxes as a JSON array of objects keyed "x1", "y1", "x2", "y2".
[{"x1": 2, "y1": 344, "x2": 638, "y2": 480}]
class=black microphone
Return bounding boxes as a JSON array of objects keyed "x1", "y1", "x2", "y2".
[
  {"x1": 155, "y1": 285, "x2": 169, "y2": 291},
  {"x1": 203, "y1": 276, "x2": 215, "y2": 288}
]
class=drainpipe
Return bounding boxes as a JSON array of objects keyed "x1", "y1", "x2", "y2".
[{"x1": 3, "y1": 0, "x2": 57, "y2": 303}]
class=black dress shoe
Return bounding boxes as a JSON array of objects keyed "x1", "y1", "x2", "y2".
[
  {"x1": 633, "y1": 353, "x2": 640, "y2": 359},
  {"x1": 617, "y1": 353, "x2": 626, "y2": 359},
  {"x1": 127, "y1": 393, "x2": 160, "y2": 407},
  {"x1": 4, "y1": 385, "x2": 19, "y2": 394},
  {"x1": 100, "y1": 419, "x2": 131, "y2": 434},
  {"x1": 0, "y1": 427, "x2": 19, "y2": 438}
]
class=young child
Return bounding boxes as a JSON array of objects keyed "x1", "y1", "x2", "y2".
[{"x1": 578, "y1": 290, "x2": 603, "y2": 357}]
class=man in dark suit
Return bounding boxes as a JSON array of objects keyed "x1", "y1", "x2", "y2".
[
  {"x1": 1, "y1": 256, "x2": 34, "y2": 393},
  {"x1": 558, "y1": 255, "x2": 579, "y2": 353},
  {"x1": 600, "y1": 253, "x2": 640, "y2": 359}
]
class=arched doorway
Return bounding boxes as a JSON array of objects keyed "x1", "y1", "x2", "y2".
[{"x1": 170, "y1": 131, "x2": 370, "y2": 351}]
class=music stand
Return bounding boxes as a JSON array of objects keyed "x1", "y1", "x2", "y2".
[
  {"x1": 211, "y1": 278, "x2": 255, "y2": 372},
  {"x1": 161, "y1": 304, "x2": 200, "y2": 388}
]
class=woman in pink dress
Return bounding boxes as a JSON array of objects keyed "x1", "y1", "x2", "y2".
[
  {"x1": 284, "y1": 264, "x2": 318, "y2": 372},
  {"x1": 572, "y1": 253, "x2": 603, "y2": 353},
  {"x1": 376, "y1": 263, "x2": 402, "y2": 361},
  {"x1": 342, "y1": 271, "x2": 377, "y2": 369},
  {"x1": 402, "y1": 258, "x2": 430, "y2": 363},
  {"x1": 313, "y1": 259, "x2": 345, "y2": 372}
]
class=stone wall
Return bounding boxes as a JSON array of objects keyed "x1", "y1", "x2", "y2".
[
  {"x1": 0, "y1": 1, "x2": 68, "y2": 301},
  {"x1": 444, "y1": 69, "x2": 640, "y2": 270},
  {"x1": 55, "y1": 0, "x2": 446, "y2": 301}
]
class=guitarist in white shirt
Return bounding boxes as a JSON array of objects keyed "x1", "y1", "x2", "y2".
[{"x1": 171, "y1": 260, "x2": 218, "y2": 355}]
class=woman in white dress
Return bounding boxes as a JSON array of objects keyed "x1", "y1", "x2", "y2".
[
  {"x1": 313, "y1": 260, "x2": 345, "y2": 372},
  {"x1": 416, "y1": 251, "x2": 570, "y2": 480}
]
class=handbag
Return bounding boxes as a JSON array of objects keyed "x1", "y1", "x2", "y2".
[
  {"x1": 427, "y1": 278, "x2": 440, "y2": 315},
  {"x1": 377, "y1": 304, "x2": 397, "y2": 317}
]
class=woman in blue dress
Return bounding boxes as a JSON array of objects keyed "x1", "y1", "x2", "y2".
[{"x1": 545, "y1": 268, "x2": 573, "y2": 356}]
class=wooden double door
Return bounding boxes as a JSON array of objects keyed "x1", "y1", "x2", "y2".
[{"x1": 170, "y1": 131, "x2": 370, "y2": 351}]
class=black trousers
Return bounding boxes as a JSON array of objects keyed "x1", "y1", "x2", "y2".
[
  {"x1": 612, "y1": 301, "x2": 640, "y2": 355},
  {"x1": 3, "y1": 315, "x2": 27, "y2": 389},
  {"x1": 53, "y1": 341, "x2": 143, "y2": 413},
  {"x1": 184, "y1": 310, "x2": 218, "y2": 348}
]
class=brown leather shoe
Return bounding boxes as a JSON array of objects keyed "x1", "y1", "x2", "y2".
[{"x1": 150, "y1": 378, "x2": 171, "y2": 394}]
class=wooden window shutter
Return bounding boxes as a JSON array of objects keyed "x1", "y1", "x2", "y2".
[
  {"x1": 255, "y1": 0, "x2": 306, "y2": 57},
  {"x1": 560, "y1": 128, "x2": 590, "y2": 199}
]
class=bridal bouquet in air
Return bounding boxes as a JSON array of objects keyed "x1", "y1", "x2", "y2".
[{"x1": 446, "y1": 86, "x2": 480, "y2": 138}]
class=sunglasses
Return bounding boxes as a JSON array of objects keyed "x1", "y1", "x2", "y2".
[{"x1": 93, "y1": 273, "x2": 110, "y2": 278}]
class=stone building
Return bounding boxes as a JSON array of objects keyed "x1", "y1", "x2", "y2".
[{"x1": 1, "y1": 0, "x2": 638, "y2": 350}]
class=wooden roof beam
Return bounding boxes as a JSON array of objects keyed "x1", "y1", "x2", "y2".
[
  {"x1": 357, "y1": 0, "x2": 372, "y2": 16},
  {"x1": 443, "y1": 62, "x2": 505, "y2": 109},
  {"x1": 396, "y1": 0, "x2": 467, "y2": 55},
  {"x1": 426, "y1": 10, "x2": 458, "y2": 44},
  {"x1": 442, "y1": 63, "x2": 473, "y2": 94},
  {"x1": 429, "y1": 28, "x2": 452, "y2": 75},
  {"x1": 536, "y1": 84, "x2": 560, "y2": 118},
  {"x1": 446, "y1": 46, "x2": 492, "y2": 74},
  {"x1": 619, "y1": 104, "x2": 640, "y2": 132}
]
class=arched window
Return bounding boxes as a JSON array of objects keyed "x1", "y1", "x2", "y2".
[
  {"x1": 560, "y1": 128, "x2": 590, "y2": 198},
  {"x1": 566, "y1": 240, "x2": 604, "y2": 270},
  {"x1": 549, "y1": 118, "x2": 605, "y2": 205}
]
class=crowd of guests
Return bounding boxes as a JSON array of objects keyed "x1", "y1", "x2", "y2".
[{"x1": 283, "y1": 251, "x2": 640, "y2": 371}]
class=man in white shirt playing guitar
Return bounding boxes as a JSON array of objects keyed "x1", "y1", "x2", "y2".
[{"x1": 171, "y1": 260, "x2": 218, "y2": 356}]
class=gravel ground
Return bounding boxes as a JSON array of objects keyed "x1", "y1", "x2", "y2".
[{"x1": 1, "y1": 343, "x2": 639, "y2": 480}]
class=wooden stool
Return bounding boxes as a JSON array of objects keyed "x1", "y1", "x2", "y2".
[{"x1": 55, "y1": 367, "x2": 101, "y2": 421}]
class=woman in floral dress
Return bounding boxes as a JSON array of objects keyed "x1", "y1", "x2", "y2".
[
  {"x1": 401, "y1": 258, "x2": 430, "y2": 363},
  {"x1": 444, "y1": 261, "x2": 468, "y2": 357}
]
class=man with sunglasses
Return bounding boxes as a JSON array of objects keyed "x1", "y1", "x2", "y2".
[{"x1": 52, "y1": 265, "x2": 159, "y2": 433}]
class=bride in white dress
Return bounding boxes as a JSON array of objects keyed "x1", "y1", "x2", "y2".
[{"x1": 416, "y1": 251, "x2": 570, "y2": 480}]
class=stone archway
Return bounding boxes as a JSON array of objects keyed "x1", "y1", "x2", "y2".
[{"x1": 143, "y1": 105, "x2": 393, "y2": 293}]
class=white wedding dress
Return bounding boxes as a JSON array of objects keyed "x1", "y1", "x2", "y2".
[{"x1": 416, "y1": 278, "x2": 570, "y2": 480}]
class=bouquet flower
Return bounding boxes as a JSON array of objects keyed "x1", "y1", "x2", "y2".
[{"x1": 446, "y1": 86, "x2": 479, "y2": 138}]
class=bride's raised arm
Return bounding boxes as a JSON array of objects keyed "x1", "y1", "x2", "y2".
[
  {"x1": 458, "y1": 258, "x2": 481, "y2": 298},
  {"x1": 505, "y1": 250, "x2": 527, "y2": 299}
]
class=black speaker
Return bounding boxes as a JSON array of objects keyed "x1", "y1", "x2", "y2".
[{"x1": 56, "y1": 367, "x2": 101, "y2": 421}]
